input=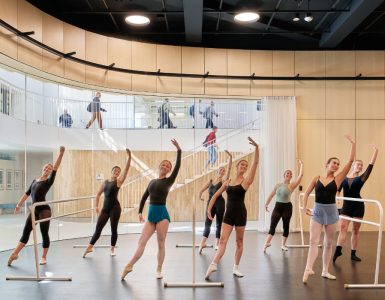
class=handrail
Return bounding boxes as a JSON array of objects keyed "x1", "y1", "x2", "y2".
[
  {"x1": 297, "y1": 193, "x2": 385, "y2": 289},
  {"x1": 1, "y1": 18, "x2": 385, "y2": 81},
  {"x1": 6, "y1": 196, "x2": 96, "y2": 281}
]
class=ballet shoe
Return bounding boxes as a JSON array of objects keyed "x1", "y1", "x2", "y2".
[
  {"x1": 205, "y1": 263, "x2": 217, "y2": 280},
  {"x1": 321, "y1": 272, "x2": 336, "y2": 280},
  {"x1": 281, "y1": 245, "x2": 289, "y2": 251},
  {"x1": 121, "y1": 264, "x2": 133, "y2": 280},
  {"x1": 333, "y1": 251, "x2": 342, "y2": 263},
  {"x1": 198, "y1": 244, "x2": 206, "y2": 255},
  {"x1": 156, "y1": 271, "x2": 163, "y2": 279},
  {"x1": 233, "y1": 269, "x2": 244, "y2": 278},
  {"x1": 82, "y1": 248, "x2": 93, "y2": 258},
  {"x1": 302, "y1": 269, "x2": 315, "y2": 284},
  {"x1": 351, "y1": 254, "x2": 361, "y2": 262},
  {"x1": 7, "y1": 254, "x2": 19, "y2": 266},
  {"x1": 39, "y1": 258, "x2": 47, "y2": 265},
  {"x1": 263, "y1": 243, "x2": 271, "y2": 253}
]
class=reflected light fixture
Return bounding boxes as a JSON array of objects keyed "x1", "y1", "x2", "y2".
[
  {"x1": 292, "y1": 13, "x2": 300, "y2": 22},
  {"x1": 125, "y1": 15, "x2": 150, "y2": 26},
  {"x1": 234, "y1": 12, "x2": 260, "y2": 23}
]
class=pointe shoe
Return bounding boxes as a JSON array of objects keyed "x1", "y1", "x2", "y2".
[
  {"x1": 7, "y1": 254, "x2": 19, "y2": 266},
  {"x1": 205, "y1": 263, "x2": 217, "y2": 280},
  {"x1": 233, "y1": 269, "x2": 244, "y2": 278},
  {"x1": 198, "y1": 244, "x2": 206, "y2": 255},
  {"x1": 281, "y1": 245, "x2": 289, "y2": 251},
  {"x1": 121, "y1": 264, "x2": 133, "y2": 280},
  {"x1": 156, "y1": 271, "x2": 163, "y2": 279},
  {"x1": 263, "y1": 243, "x2": 271, "y2": 253},
  {"x1": 302, "y1": 269, "x2": 315, "y2": 284},
  {"x1": 321, "y1": 272, "x2": 336, "y2": 280},
  {"x1": 82, "y1": 248, "x2": 93, "y2": 258},
  {"x1": 40, "y1": 258, "x2": 47, "y2": 265}
]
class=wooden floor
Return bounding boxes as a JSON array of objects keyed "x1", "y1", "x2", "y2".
[{"x1": 1, "y1": 231, "x2": 385, "y2": 300}]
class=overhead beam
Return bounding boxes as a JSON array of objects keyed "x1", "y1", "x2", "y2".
[
  {"x1": 183, "y1": 0, "x2": 203, "y2": 43},
  {"x1": 320, "y1": 0, "x2": 384, "y2": 48}
]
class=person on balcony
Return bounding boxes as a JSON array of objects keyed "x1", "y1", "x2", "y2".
[
  {"x1": 158, "y1": 98, "x2": 176, "y2": 128},
  {"x1": 204, "y1": 126, "x2": 218, "y2": 170},
  {"x1": 7, "y1": 146, "x2": 65, "y2": 266},
  {"x1": 58, "y1": 109, "x2": 73, "y2": 128},
  {"x1": 86, "y1": 92, "x2": 106, "y2": 129},
  {"x1": 202, "y1": 101, "x2": 219, "y2": 129}
]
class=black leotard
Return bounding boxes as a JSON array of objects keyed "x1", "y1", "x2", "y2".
[
  {"x1": 102, "y1": 180, "x2": 120, "y2": 212},
  {"x1": 25, "y1": 170, "x2": 57, "y2": 211},
  {"x1": 315, "y1": 179, "x2": 337, "y2": 204},
  {"x1": 339, "y1": 164, "x2": 373, "y2": 218},
  {"x1": 223, "y1": 183, "x2": 247, "y2": 227},
  {"x1": 138, "y1": 150, "x2": 181, "y2": 214}
]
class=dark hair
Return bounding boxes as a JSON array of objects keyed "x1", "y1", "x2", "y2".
[
  {"x1": 236, "y1": 159, "x2": 248, "y2": 167},
  {"x1": 111, "y1": 166, "x2": 121, "y2": 172},
  {"x1": 326, "y1": 157, "x2": 339, "y2": 166},
  {"x1": 159, "y1": 160, "x2": 172, "y2": 168}
]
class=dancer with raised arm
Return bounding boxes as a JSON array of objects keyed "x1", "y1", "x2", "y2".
[
  {"x1": 333, "y1": 144, "x2": 378, "y2": 263},
  {"x1": 198, "y1": 150, "x2": 232, "y2": 253},
  {"x1": 7, "y1": 146, "x2": 65, "y2": 266},
  {"x1": 302, "y1": 135, "x2": 355, "y2": 283},
  {"x1": 263, "y1": 160, "x2": 303, "y2": 252},
  {"x1": 205, "y1": 137, "x2": 259, "y2": 280},
  {"x1": 83, "y1": 149, "x2": 131, "y2": 257},
  {"x1": 121, "y1": 139, "x2": 181, "y2": 280}
]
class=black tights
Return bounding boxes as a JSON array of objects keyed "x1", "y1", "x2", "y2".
[
  {"x1": 20, "y1": 207, "x2": 51, "y2": 248},
  {"x1": 268, "y1": 202, "x2": 292, "y2": 237},
  {"x1": 90, "y1": 205, "x2": 121, "y2": 246},
  {"x1": 203, "y1": 201, "x2": 225, "y2": 239}
]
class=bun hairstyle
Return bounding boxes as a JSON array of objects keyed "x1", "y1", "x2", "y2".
[
  {"x1": 159, "y1": 160, "x2": 172, "y2": 168},
  {"x1": 111, "y1": 166, "x2": 121, "y2": 172},
  {"x1": 326, "y1": 157, "x2": 339, "y2": 167},
  {"x1": 283, "y1": 170, "x2": 292, "y2": 176},
  {"x1": 236, "y1": 159, "x2": 248, "y2": 167}
]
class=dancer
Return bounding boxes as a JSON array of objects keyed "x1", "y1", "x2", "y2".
[
  {"x1": 205, "y1": 137, "x2": 259, "y2": 280},
  {"x1": 198, "y1": 150, "x2": 232, "y2": 253},
  {"x1": 333, "y1": 144, "x2": 378, "y2": 263},
  {"x1": 302, "y1": 135, "x2": 355, "y2": 283},
  {"x1": 121, "y1": 139, "x2": 181, "y2": 280},
  {"x1": 263, "y1": 160, "x2": 303, "y2": 252},
  {"x1": 83, "y1": 148, "x2": 131, "y2": 257},
  {"x1": 7, "y1": 146, "x2": 65, "y2": 266}
]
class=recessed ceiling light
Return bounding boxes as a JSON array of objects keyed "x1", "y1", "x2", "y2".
[
  {"x1": 292, "y1": 13, "x2": 300, "y2": 22},
  {"x1": 125, "y1": 15, "x2": 150, "y2": 26},
  {"x1": 304, "y1": 13, "x2": 313, "y2": 22},
  {"x1": 234, "y1": 12, "x2": 260, "y2": 23}
]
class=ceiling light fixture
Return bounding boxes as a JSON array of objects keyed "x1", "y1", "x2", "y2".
[
  {"x1": 292, "y1": 13, "x2": 300, "y2": 22},
  {"x1": 125, "y1": 15, "x2": 150, "y2": 26},
  {"x1": 304, "y1": 13, "x2": 313, "y2": 22},
  {"x1": 234, "y1": 12, "x2": 260, "y2": 23}
]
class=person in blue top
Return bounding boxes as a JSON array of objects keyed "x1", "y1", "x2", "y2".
[
  {"x1": 333, "y1": 144, "x2": 378, "y2": 263},
  {"x1": 59, "y1": 109, "x2": 73, "y2": 128},
  {"x1": 263, "y1": 160, "x2": 303, "y2": 252}
]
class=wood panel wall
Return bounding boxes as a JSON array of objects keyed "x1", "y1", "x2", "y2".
[{"x1": 1, "y1": 0, "x2": 385, "y2": 230}]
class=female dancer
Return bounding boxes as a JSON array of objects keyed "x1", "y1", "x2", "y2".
[
  {"x1": 333, "y1": 144, "x2": 378, "y2": 262},
  {"x1": 263, "y1": 160, "x2": 303, "y2": 252},
  {"x1": 198, "y1": 150, "x2": 232, "y2": 253},
  {"x1": 83, "y1": 148, "x2": 131, "y2": 257},
  {"x1": 302, "y1": 135, "x2": 355, "y2": 283},
  {"x1": 86, "y1": 92, "x2": 105, "y2": 129},
  {"x1": 121, "y1": 139, "x2": 181, "y2": 280},
  {"x1": 7, "y1": 146, "x2": 65, "y2": 266},
  {"x1": 205, "y1": 137, "x2": 259, "y2": 280}
]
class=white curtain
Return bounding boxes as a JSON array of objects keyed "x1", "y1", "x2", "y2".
[{"x1": 258, "y1": 96, "x2": 297, "y2": 232}]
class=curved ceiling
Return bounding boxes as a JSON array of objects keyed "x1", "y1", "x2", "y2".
[{"x1": 27, "y1": 0, "x2": 385, "y2": 50}]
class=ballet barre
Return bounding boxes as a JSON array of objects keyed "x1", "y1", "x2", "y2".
[
  {"x1": 291, "y1": 193, "x2": 384, "y2": 289},
  {"x1": 6, "y1": 196, "x2": 95, "y2": 282}
]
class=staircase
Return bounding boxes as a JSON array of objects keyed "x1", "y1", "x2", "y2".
[{"x1": 117, "y1": 120, "x2": 261, "y2": 221}]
